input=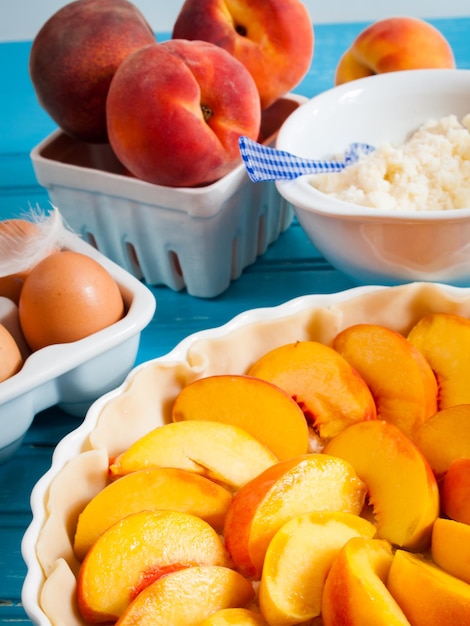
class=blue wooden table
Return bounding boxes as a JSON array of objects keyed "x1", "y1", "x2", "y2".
[{"x1": 0, "y1": 17, "x2": 469, "y2": 624}]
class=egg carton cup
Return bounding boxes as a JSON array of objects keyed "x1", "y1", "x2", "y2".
[
  {"x1": 30, "y1": 94, "x2": 307, "y2": 298},
  {"x1": 0, "y1": 236, "x2": 156, "y2": 464}
]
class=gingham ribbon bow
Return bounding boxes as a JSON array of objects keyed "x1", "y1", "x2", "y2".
[{"x1": 239, "y1": 136, "x2": 375, "y2": 183}]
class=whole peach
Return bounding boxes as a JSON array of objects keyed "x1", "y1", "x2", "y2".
[
  {"x1": 335, "y1": 16, "x2": 455, "y2": 86},
  {"x1": 172, "y1": 0, "x2": 314, "y2": 109},
  {"x1": 29, "y1": 0, "x2": 156, "y2": 142},
  {"x1": 106, "y1": 39, "x2": 261, "y2": 187}
]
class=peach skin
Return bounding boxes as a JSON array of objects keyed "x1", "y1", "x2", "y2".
[
  {"x1": 322, "y1": 537, "x2": 410, "y2": 626},
  {"x1": 115, "y1": 565, "x2": 255, "y2": 626},
  {"x1": 223, "y1": 453, "x2": 367, "y2": 579},
  {"x1": 407, "y1": 312, "x2": 470, "y2": 409},
  {"x1": 323, "y1": 420, "x2": 439, "y2": 551},
  {"x1": 335, "y1": 17, "x2": 455, "y2": 85},
  {"x1": 332, "y1": 323, "x2": 438, "y2": 438},
  {"x1": 171, "y1": 374, "x2": 309, "y2": 461},
  {"x1": 106, "y1": 39, "x2": 261, "y2": 187},
  {"x1": 412, "y1": 404, "x2": 470, "y2": 477},
  {"x1": 247, "y1": 341, "x2": 377, "y2": 441},
  {"x1": 440, "y1": 457, "x2": 470, "y2": 525},
  {"x1": 29, "y1": 0, "x2": 156, "y2": 142},
  {"x1": 432, "y1": 518, "x2": 470, "y2": 585},
  {"x1": 77, "y1": 510, "x2": 231, "y2": 622},
  {"x1": 258, "y1": 511, "x2": 377, "y2": 625},
  {"x1": 73, "y1": 467, "x2": 232, "y2": 559},
  {"x1": 172, "y1": 0, "x2": 314, "y2": 109},
  {"x1": 109, "y1": 420, "x2": 277, "y2": 489},
  {"x1": 387, "y1": 549, "x2": 470, "y2": 626}
]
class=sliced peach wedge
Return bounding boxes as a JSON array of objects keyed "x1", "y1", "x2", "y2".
[
  {"x1": 432, "y1": 517, "x2": 470, "y2": 585},
  {"x1": 412, "y1": 404, "x2": 470, "y2": 477},
  {"x1": 109, "y1": 420, "x2": 278, "y2": 489},
  {"x1": 171, "y1": 374, "x2": 309, "y2": 460},
  {"x1": 323, "y1": 420, "x2": 439, "y2": 551},
  {"x1": 77, "y1": 510, "x2": 231, "y2": 623},
  {"x1": 258, "y1": 511, "x2": 377, "y2": 625},
  {"x1": 223, "y1": 453, "x2": 367, "y2": 579},
  {"x1": 322, "y1": 537, "x2": 410, "y2": 626},
  {"x1": 332, "y1": 323, "x2": 438, "y2": 438},
  {"x1": 73, "y1": 467, "x2": 232, "y2": 560},
  {"x1": 387, "y1": 549, "x2": 470, "y2": 626},
  {"x1": 407, "y1": 312, "x2": 470, "y2": 409},
  {"x1": 115, "y1": 565, "x2": 255, "y2": 626},
  {"x1": 246, "y1": 341, "x2": 377, "y2": 440},
  {"x1": 199, "y1": 608, "x2": 269, "y2": 626}
]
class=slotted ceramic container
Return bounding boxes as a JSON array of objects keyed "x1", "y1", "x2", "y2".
[{"x1": 31, "y1": 94, "x2": 307, "y2": 298}]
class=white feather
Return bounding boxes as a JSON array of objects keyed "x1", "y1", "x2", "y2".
[{"x1": 0, "y1": 205, "x2": 81, "y2": 277}]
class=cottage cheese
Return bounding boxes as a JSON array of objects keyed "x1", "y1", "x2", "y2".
[{"x1": 310, "y1": 113, "x2": 470, "y2": 211}]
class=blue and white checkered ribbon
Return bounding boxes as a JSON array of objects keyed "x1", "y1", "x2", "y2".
[{"x1": 239, "y1": 136, "x2": 375, "y2": 183}]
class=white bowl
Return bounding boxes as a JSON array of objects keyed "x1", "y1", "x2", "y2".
[
  {"x1": 21, "y1": 281, "x2": 470, "y2": 625},
  {"x1": 0, "y1": 235, "x2": 156, "y2": 464},
  {"x1": 275, "y1": 69, "x2": 470, "y2": 286},
  {"x1": 31, "y1": 94, "x2": 306, "y2": 298}
]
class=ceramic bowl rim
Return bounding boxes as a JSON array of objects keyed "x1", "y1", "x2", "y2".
[{"x1": 276, "y1": 68, "x2": 470, "y2": 221}]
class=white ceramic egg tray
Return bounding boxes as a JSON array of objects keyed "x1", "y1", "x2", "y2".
[{"x1": 0, "y1": 236, "x2": 156, "y2": 464}]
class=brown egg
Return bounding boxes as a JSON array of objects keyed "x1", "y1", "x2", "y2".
[
  {"x1": 0, "y1": 323, "x2": 23, "y2": 382},
  {"x1": 0, "y1": 218, "x2": 58, "y2": 304},
  {"x1": 18, "y1": 251, "x2": 125, "y2": 351}
]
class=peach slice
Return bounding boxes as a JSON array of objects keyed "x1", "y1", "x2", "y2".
[
  {"x1": 74, "y1": 467, "x2": 232, "y2": 560},
  {"x1": 332, "y1": 324, "x2": 438, "y2": 438},
  {"x1": 171, "y1": 374, "x2": 309, "y2": 460},
  {"x1": 223, "y1": 453, "x2": 367, "y2": 579},
  {"x1": 413, "y1": 404, "x2": 470, "y2": 477},
  {"x1": 109, "y1": 420, "x2": 277, "y2": 489},
  {"x1": 323, "y1": 420, "x2": 439, "y2": 551},
  {"x1": 77, "y1": 510, "x2": 231, "y2": 623},
  {"x1": 322, "y1": 537, "x2": 410, "y2": 626},
  {"x1": 432, "y1": 517, "x2": 470, "y2": 585},
  {"x1": 246, "y1": 341, "x2": 377, "y2": 440},
  {"x1": 440, "y1": 457, "x2": 470, "y2": 524},
  {"x1": 407, "y1": 312, "x2": 470, "y2": 409},
  {"x1": 387, "y1": 549, "x2": 470, "y2": 625},
  {"x1": 199, "y1": 608, "x2": 269, "y2": 625},
  {"x1": 115, "y1": 565, "x2": 255, "y2": 626},
  {"x1": 258, "y1": 511, "x2": 377, "y2": 625}
]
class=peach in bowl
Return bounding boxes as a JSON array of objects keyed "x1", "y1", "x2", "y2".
[
  {"x1": 21, "y1": 281, "x2": 470, "y2": 625},
  {"x1": 275, "y1": 69, "x2": 470, "y2": 287}
]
